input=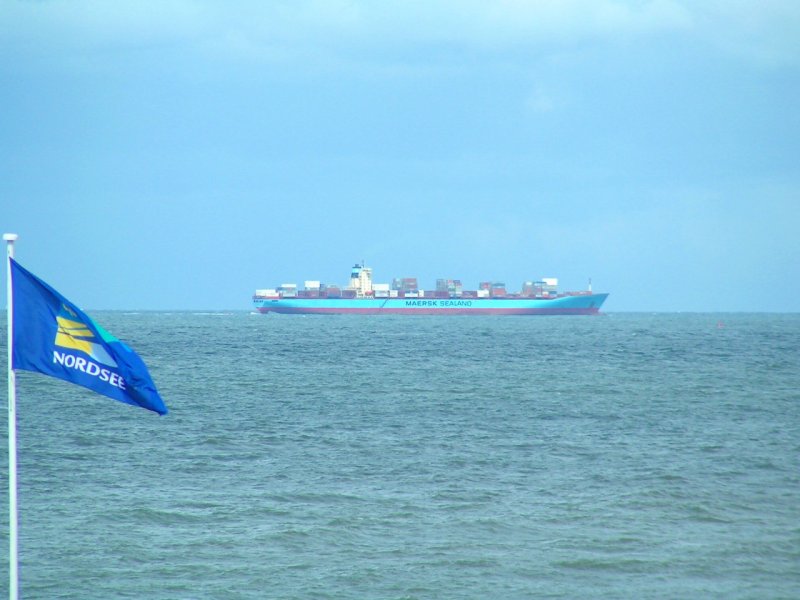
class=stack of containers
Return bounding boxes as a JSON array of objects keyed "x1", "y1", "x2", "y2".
[
  {"x1": 490, "y1": 282, "x2": 507, "y2": 297},
  {"x1": 325, "y1": 285, "x2": 342, "y2": 298},
  {"x1": 303, "y1": 280, "x2": 321, "y2": 298},
  {"x1": 373, "y1": 283, "x2": 391, "y2": 298},
  {"x1": 392, "y1": 277, "x2": 419, "y2": 292},
  {"x1": 538, "y1": 278, "x2": 558, "y2": 297},
  {"x1": 436, "y1": 279, "x2": 464, "y2": 297},
  {"x1": 279, "y1": 283, "x2": 297, "y2": 298}
]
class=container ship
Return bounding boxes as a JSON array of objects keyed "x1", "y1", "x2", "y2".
[{"x1": 253, "y1": 264, "x2": 608, "y2": 315}]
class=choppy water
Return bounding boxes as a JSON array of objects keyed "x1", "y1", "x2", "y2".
[{"x1": 1, "y1": 312, "x2": 799, "y2": 599}]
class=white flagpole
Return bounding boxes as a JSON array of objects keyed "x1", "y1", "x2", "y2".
[{"x1": 4, "y1": 233, "x2": 19, "y2": 600}]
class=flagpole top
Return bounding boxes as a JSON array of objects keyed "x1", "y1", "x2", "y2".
[{"x1": 3, "y1": 234, "x2": 18, "y2": 242}]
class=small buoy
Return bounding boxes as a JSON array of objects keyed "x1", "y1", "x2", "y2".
[{"x1": 717, "y1": 321, "x2": 725, "y2": 329}]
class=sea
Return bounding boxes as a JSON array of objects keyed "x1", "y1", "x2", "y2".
[{"x1": 0, "y1": 312, "x2": 798, "y2": 599}]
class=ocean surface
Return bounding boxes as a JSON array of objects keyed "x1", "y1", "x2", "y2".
[{"x1": 1, "y1": 312, "x2": 798, "y2": 599}]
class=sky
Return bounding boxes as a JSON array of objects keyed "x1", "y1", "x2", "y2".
[{"x1": 1, "y1": 0, "x2": 798, "y2": 311}]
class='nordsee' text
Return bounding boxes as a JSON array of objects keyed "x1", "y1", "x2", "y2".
[{"x1": 53, "y1": 351, "x2": 126, "y2": 389}]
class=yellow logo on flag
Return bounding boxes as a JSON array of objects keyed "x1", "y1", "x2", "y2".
[{"x1": 54, "y1": 305, "x2": 118, "y2": 368}]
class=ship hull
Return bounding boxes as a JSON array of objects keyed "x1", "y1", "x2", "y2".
[{"x1": 254, "y1": 294, "x2": 608, "y2": 315}]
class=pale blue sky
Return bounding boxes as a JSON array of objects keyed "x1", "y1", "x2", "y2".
[{"x1": 2, "y1": 1, "x2": 798, "y2": 311}]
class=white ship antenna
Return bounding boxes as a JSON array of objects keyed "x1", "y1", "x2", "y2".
[{"x1": 588, "y1": 277, "x2": 592, "y2": 293}]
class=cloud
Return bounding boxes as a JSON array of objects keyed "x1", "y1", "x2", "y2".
[
  {"x1": 8, "y1": 0, "x2": 796, "y2": 69},
  {"x1": 2, "y1": 0, "x2": 204, "y2": 48},
  {"x1": 526, "y1": 86, "x2": 560, "y2": 113},
  {"x1": 210, "y1": 0, "x2": 695, "y2": 59},
  {"x1": 692, "y1": 0, "x2": 800, "y2": 67}
]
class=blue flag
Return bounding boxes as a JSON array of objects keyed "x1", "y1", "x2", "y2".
[{"x1": 10, "y1": 259, "x2": 168, "y2": 415}]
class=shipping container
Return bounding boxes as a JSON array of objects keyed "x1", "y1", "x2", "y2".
[{"x1": 392, "y1": 278, "x2": 418, "y2": 291}]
